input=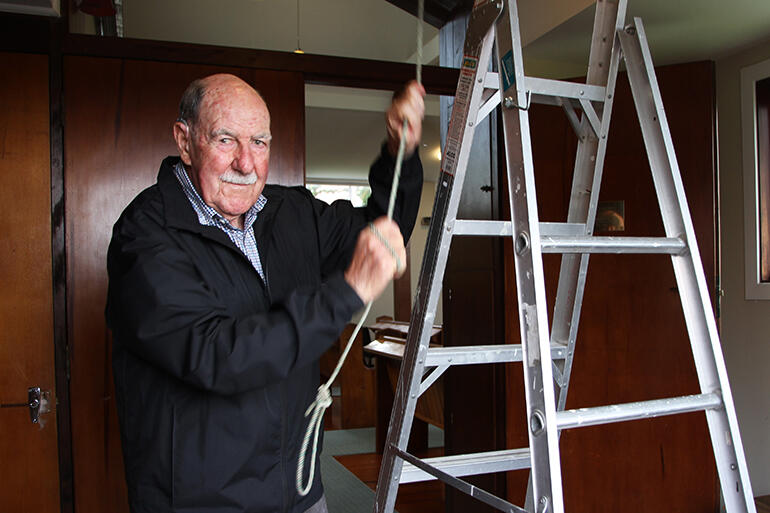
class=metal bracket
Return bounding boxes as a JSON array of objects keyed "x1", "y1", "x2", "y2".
[
  {"x1": 579, "y1": 98, "x2": 602, "y2": 137},
  {"x1": 503, "y1": 91, "x2": 532, "y2": 111}
]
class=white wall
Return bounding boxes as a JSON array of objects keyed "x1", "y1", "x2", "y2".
[
  {"x1": 353, "y1": 180, "x2": 443, "y2": 326},
  {"x1": 408, "y1": 182, "x2": 443, "y2": 325},
  {"x1": 76, "y1": 0, "x2": 437, "y2": 64},
  {"x1": 717, "y1": 38, "x2": 770, "y2": 497}
]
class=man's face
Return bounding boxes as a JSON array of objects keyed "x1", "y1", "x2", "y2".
[{"x1": 175, "y1": 77, "x2": 272, "y2": 223}]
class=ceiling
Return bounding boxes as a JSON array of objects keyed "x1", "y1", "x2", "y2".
[
  {"x1": 61, "y1": 0, "x2": 770, "y2": 182},
  {"x1": 305, "y1": 88, "x2": 443, "y2": 183},
  {"x1": 523, "y1": 0, "x2": 770, "y2": 79}
]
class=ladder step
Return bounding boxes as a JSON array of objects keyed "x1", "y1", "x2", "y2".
[
  {"x1": 454, "y1": 220, "x2": 584, "y2": 237},
  {"x1": 453, "y1": 219, "x2": 512, "y2": 236},
  {"x1": 365, "y1": 341, "x2": 567, "y2": 365},
  {"x1": 425, "y1": 343, "x2": 567, "y2": 366},
  {"x1": 556, "y1": 393, "x2": 723, "y2": 430},
  {"x1": 400, "y1": 448, "x2": 531, "y2": 484},
  {"x1": 540, "y1": 236, "x2": 686, "y2": 254},
  {"x1": 452, "y1": 220, "x2": 686, "y2": 254}
]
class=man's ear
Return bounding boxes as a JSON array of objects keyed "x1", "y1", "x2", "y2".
[{"x1": 173, "y1": 120, "x2": 193, "y2": 166}]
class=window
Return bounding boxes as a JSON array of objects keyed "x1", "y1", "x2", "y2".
[
  {"x1": 741, "y1": 59, "x2": 770, "y2": 298},
  {"x1": 757, "y1": 77, "x2": 770, "y2": 283},
  {"x1": 306, "y1": 182, "x2": 371, "y2": 208}
]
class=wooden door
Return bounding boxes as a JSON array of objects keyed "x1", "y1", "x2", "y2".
[
  {"x1": 0, "y1": 52, "x2": 60, "y2": 512},
  {"x1": 63, "y1": 57, "x2": 305, "y2": 513},
  {"x1": 441, "y1": 13, "x2": 508, "y2": 513},
  {"x1": 505, "y1": 61, "x2": 719, "y2": 512}
]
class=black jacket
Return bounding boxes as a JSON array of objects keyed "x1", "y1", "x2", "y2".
[{"x1": 106, "y1": 147, "x2": 422, "y2": 513}]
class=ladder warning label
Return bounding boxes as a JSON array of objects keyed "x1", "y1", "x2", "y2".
[{"x1": 442, "y1": 56, "x2": 477, "y2": 177}]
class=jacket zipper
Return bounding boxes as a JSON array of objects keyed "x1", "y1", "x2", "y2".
[
  {"x1": 280, "y1": 381, "x2": 289, "y2": 513},
  {"x1": 262, "y1": 258, "x2": 272, "y2": 304}
]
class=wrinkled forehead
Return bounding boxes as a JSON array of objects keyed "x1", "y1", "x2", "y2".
[{"x1": 199, "y1": 82, "x2": 271, "y2": 130}]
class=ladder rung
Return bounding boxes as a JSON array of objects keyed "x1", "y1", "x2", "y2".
[
  {"x1": 556, "y1": 393, "x2": 723, "y2": 430},
  {"x1": 425, "y1": 343, "x2": 567, "y2": 366},
  {"x1": 452, "y1": 221, "x2": 686, "y2": 255},
  {"x1": 453, "y1": 219, "x2": 512, "y2": 236},
  {"x1": 400, "y1": 448, "x2": 531, "y2": 484},
  {"x1": 453, "y1": 220, "x2": 585, "y2": 237},
  {"x1": 541, "y1": 236, "x2": 686, "y2": 254}
]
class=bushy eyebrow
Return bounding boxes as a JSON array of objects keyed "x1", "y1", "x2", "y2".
[
  {"x1": 209, "y1": 128, "x2": 272, "y2": 141},
  {"x1": 210, "y1": 128, "x2": 237, "y2": 139}
]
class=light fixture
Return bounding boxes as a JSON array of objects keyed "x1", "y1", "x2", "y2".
[
  {"x1": 433, "y1": 146, "x2": 442, "y2": 161},
  {"x1": 294, "y1": 0, "x2": 304, "y2": 54}
]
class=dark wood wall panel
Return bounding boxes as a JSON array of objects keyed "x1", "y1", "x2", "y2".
[
  {"x1": 63, "y1": 56, "x2": 305, "y2": 513},
  {"x1": 0, "y1": 51, "x2": 60, "y2": 513},
  {"x1": 505, "y1": 61, "x2": 718, "y2": 512},
  {"x1": 440, "y1": 12, "x2": 507, "y2": 513},
  {"x1": 61, "y1": 34, "x2": 459, "y2": 96}
]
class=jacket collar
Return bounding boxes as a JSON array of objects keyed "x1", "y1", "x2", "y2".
[
  {"x1": 157, "y1": 156, "x2": 202, "y2": 232},
  {"x1": 156, "y1": 156, "x2": 282, "y2": 241}
]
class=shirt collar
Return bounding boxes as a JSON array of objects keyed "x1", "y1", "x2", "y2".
[{"x1": 173, "y1": 161, "x2": 267, "y2": 231}]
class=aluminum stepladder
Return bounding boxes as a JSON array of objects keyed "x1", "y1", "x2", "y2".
[{"x1": 372, "y1": 0, "x2": 757, "y2": 512}]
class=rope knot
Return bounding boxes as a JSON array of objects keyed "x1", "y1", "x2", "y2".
[
  {"x1": 296, "y1": 381, "x2": 339, "y2": 496},
  {"x1": 306, "y1": 384, "x2": 332, "y2": 418}
]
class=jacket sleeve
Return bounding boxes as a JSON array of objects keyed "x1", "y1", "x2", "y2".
[
  {"x1": 316, "y1": 143, "x2": 423, "y2": 277},
  {"x1": 106, "y1": 206, "x2": 364, "y2": 396}
]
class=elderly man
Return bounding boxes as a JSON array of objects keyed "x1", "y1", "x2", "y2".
[{"x1": 106, "y1": 73, "x2": 424, "y2": 513}]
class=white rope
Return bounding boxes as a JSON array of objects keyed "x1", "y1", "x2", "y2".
[{"x1": 296, "y1": 0, "x2": 425, "y2": 496}]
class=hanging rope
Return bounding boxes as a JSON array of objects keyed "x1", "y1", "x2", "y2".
[{"x1": 296, "y1": 0, "x2": 425, "y2": 496}]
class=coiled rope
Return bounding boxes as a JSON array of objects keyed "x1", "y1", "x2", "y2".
[{"x1": 296, "y1": 0, "x2": 425, "y2": 496}]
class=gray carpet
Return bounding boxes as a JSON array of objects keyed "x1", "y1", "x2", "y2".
[{"x1": 320, "y1": 426, "x2": 443, "y2": 513}]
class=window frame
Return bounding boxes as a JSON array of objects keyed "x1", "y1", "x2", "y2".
[{"x1": 741, "y1": 58, "x2": 770, "y2": 299}]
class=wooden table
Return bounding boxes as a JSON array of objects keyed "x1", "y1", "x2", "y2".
[{"x1": 363, "y1": 320, "x2": 443, "y2": 453}]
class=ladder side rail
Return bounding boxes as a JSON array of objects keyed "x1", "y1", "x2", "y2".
[
  {"x1": 373, "y1": 4, "x2": 504, "y2": 511},
  {"x1": 564, "y1": 0, "x2": 627, "y2": 228},
  {"x1": 495, "y1": 1, "x2": 563, "y2": 511},
  {"x1": 619, "y1": 19, "x2": 756, "y2": 513},
  {"x1": 549, "y1": 0, "x2": 627, "y2": 413},
  {"x1": 528, "y1": 3, "x2": 627, "y2": 508}
]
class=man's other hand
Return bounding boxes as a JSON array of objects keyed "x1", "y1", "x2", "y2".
[
  {"x1": 386, "y1": 80, "x2": 426, "y2": 157},
  {"x1": 345, "y1": 217, "x2": 407, "y2": 303}
]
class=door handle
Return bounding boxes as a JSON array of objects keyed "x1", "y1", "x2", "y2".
[
  {"x1": 28, "y1": 387, "x2": 51, "y2": 425},
  {"x1": 0, "y1": 387, "x2": 52, "y2": 426}
]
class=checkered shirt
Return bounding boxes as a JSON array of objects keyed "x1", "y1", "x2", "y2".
[{"x1": 173, "y1": 161, "x2": 268, "y2": 282}]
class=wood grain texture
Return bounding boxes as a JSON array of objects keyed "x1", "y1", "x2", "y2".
[
  {"x1": 60, "y1": 34, "x2": 459, "y2": 96},
  {"x1": 440, "y1": 12, "x2": 507, "y2": 512},
  {"x1": 63, "y1": 56, "x2": 305, "y2": 513},
  {"x1": 504, "y1": 61, "x2": 719, "y2": 512},
  {"x1": 0, "y1": 51, "x2": 60, "y2": 513},
  {"x1": 756, "y1": 495, "x2": 770, "y2": 513},
  {"x1": 334, "y1": 449, "x2": 445, "y2": 513},
  {"x1": 320, "y1": 323, "x2": 377, "y2": 429}
]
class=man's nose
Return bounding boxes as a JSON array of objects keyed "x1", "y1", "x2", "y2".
[{"x1": 233, "y1": 144, "x2": 255, "y2": 172}]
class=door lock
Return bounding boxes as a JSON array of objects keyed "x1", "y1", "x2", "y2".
[{"x1": 28, "y1": 387, "x2": 51, "y2": 424}]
